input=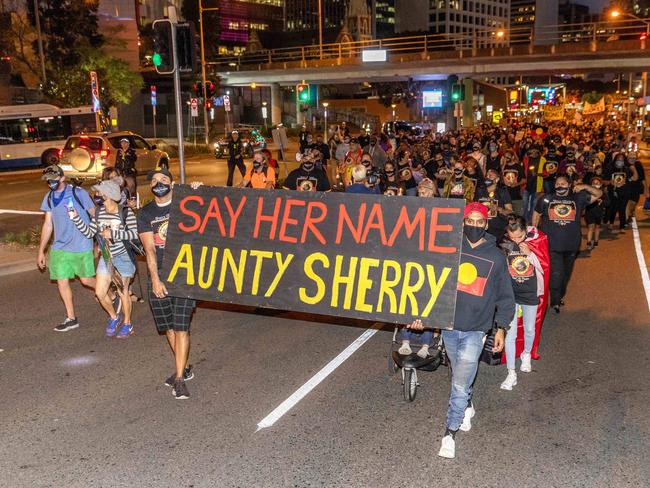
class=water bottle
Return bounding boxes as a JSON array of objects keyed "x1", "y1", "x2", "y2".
[{"x1": 66, "y1": 197, "x2": 75, "y2": 218}]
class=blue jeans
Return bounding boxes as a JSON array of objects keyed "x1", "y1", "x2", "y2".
[
  {"x1": 505, "y1": 303, "x2": 538, "y2": 370},
  {"x1": 399, "y1": 328, "x2": 433, "y2": 346},
  {"x1": 441, "y1": 329, "x2": 485, "y2": 431},
  {"x1": 522, "y1": 189, "x2": 538, "y2": 222}
]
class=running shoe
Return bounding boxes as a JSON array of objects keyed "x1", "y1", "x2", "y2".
[
  {"x1": 116, "y1": 322, "x2": 134, "y2": 339},
  {"x1": 164, "y1": 366, "x2": 194, "y2": 387},
  {"x1": 54, "y1": 317, "x2": 79, "y2": 332},
  {"x1": 172, "y1": 379, "x2": 190, "y2": 400},
  {"x1": 105, "y1": 315, "x2": 123, "y2": 337}
]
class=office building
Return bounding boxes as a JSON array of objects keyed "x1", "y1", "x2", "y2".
[
  {"x1": 395, "y1": 0, "x2": 510, "y2": 47},
  {"x1": 284, "y1": 0, "x2": 348, "y2": 31},
  {"x1": 376, "y1": 0, "x2": 396, "y2": 38}
]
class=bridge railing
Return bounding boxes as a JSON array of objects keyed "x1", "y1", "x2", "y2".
[{"x1": 208, "y1": 18, "x2": 650, "y2": 70}]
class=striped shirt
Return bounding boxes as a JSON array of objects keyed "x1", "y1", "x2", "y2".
[{"x1": 72, "y1": 206, "x2": 138, "y2": 257}]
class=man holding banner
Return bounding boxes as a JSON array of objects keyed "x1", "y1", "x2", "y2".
[
  {"x1": 408, "y1": 202, "x2": 515, "y2": 460},
  {"x1": 137, "y1": 168, "x2": 200, "y2": 400}
]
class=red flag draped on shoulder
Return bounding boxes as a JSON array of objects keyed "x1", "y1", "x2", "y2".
[{"x1": 502, "y1": 227, "x2": 550, "y2": 363}]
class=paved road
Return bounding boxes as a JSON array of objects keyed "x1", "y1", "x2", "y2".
[{"x1": 1, "y1": 215, "x2": 649, "y2": 487}]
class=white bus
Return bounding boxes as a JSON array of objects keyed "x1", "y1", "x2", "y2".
[{"x1": 0, "y1": 104, "x2": 98, "y2": 170}]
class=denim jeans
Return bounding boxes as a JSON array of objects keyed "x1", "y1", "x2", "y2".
[
  {"x1": 505, "y1": 303, "x2": 538, "y2": 370},
  {"x1": 522, "y1": 189, "x2": 538, "y2": 222},
  {"x1": 441, "y1": 329, "x2": 486, "y2": 431},
  {"x1": 399, "y1": 328, "x2": 433, "y2": 346}
]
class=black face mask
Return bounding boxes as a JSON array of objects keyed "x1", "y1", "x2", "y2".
[
  {"x1": 485, "y1": 178, "x2": 494, "y2": 187},
  {"x1": 302, "y1": 162, "x2": 314, "y2": 172},
  {"x1": 47, "y1": 179, "x2": 60, "y2": 191},
  {"x1": 385, "y1": 170, "x2": 395, "y2": 177},
  {"x1": 253, "y1": 161, "x2": 262, "y2": 170},
  {"x1": 464, "y1": 225, "x2": 486, "y2": 243},
  {"x1": 555, "y1": 187, "x2": 570, "y2": 197},
  {"x1": 152, "y1": 182, "x2": 172, "y2": 197},
  {"x1": 454, "y1": 168, "x2": 464, "y2": 177},
  {"x1": 93, "y1": 195, "x2": 105, "y2": 206}
]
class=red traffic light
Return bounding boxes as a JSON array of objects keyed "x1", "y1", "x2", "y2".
[{"x1": 641, "y1": 33, "x2": 648, "y2": 40}]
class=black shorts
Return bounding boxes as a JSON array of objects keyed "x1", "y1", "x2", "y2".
[{"x1": 147, "y1": 281, "x2": 196, "y2": 332}]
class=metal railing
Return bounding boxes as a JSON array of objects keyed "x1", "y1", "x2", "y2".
[{"x1": 208, "y1": 18, "x2": 650, "y2": 70}]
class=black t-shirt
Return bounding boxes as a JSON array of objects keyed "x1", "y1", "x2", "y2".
[
  {"x1": 501, "y1": 241, "x2": 539, "y2": 305},
  {"x1": 284, "y1": 167, "x2": 331, "y2": 192},
  {"x1": 486, "y1": 153, "x2": 501, "y2": 173},
  {"x1": 136, "y1": 199, "x2": 171, "y2": 271},
  {"x1": 424, "y1": 159, "x2": 448, "y2": 190},
  {"x1": 475, "y1": 186, "x2": 512, "y2": 239},
  {"x1": 502, "y1": 163, "x2": 524, "y2": 200},
  {"x1": 397, "y1": 162, "x2": 417, "y2": 189},
  {"x1": 535, "y1": 190, "x2": 590, "y2": 252}
]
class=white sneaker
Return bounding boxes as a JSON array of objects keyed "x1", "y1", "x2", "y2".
[
  {"x1": 459, "y1": 404, "x2": 475, "y2": 432},
  {"x1": 438, "y1": 434, "x2": 456, "y2": 459},
  {"x1": 398, "y1": 342, "x2": 412, "y2": 355},
  {"x1": 520, "y1": 352, "x2": 532, "y2": 373},
  {"x1": 500, "y1": 370, "x2": 518, "y2": 390},
  {"x1": 416, "y1": 345, "x2": 429, "y2": 359}
]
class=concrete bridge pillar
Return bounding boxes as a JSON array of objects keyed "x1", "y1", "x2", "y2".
[{"x1": 271, "y1": 83, "x2": 282, "y2": 126}]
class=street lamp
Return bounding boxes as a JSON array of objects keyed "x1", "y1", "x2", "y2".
[
  {"x1": 322, "y1": 102, "x2": 329, "y2": 139},
  {"x1": 262, "y1": 101, "x2": 268, "y2": 129},
  {"x1": 391, "y1": 103, "x2": 397, "y2": 121},
  {"x1": 609, "y1": 8, "x2": 650, "y2": 35}
]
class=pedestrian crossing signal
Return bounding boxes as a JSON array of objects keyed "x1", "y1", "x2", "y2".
[{"x1": 152, "y1": 19, "x2": 174, "y2": 74}]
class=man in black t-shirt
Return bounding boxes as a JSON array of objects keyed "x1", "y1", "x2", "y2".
[
  {"x1": 137, "y1": 168, "x2": 197, "y2": 400},
  {"x1": 532, "y1": 175, "x2": 602, "y2": 312},
  {"x1": 283, "y1": 159, "x2": 331, "y2": 192},
  {"x1": 502, "y1": 157, "x2": 524, "y2": 215},
  {"x1": 474, "y1": 168, "x2": 513, "y2": 240}
]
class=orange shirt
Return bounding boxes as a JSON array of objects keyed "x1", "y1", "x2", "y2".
[{"x1": 247, "y1": 165, "x2": 276, "y2": 189}]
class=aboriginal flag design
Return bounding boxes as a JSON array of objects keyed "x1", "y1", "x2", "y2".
[{"x1": 457, "y1": 253, "x2": 495, "y2": 297}]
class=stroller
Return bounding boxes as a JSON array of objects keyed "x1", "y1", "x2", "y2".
[{"x1": 388, "y1": 326, "x2": 449, "y2": 402}]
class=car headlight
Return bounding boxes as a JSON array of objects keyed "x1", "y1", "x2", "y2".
[{"x1": 213, "y1": 142, "x2": 219, "y2": 148}]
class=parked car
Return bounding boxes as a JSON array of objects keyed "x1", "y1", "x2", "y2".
[
  {"x1": 213, "y1": 127, "x2": 266, "y2": 159},
  {"x1": 58, "y1": 131, "x2": 169, "y2": 181}
]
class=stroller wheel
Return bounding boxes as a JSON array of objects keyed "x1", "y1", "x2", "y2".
[{"x1": 403, "y1": 368, "x2": 417, "y2": 402}]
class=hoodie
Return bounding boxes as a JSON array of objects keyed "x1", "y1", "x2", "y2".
[{"x1": 453, "y1": 233, "x2": 516, "y2": 332}]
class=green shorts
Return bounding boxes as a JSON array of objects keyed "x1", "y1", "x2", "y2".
[{"x1": 49, "y1": 250, "x2": 96, "y2": 281}]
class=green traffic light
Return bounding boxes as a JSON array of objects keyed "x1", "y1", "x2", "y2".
[
  {"x1": 300, "y1": 92, "x2": 309, "y2": 102},
  {"x1": 152, "y1": 53, "x2": 162, "y2": 67}
]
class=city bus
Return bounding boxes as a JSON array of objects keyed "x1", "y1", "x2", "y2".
[{"x1": 0, "y1": 104, "x2": 98, "y2": 170}]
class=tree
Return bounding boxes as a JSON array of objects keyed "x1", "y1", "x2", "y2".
[{"x1": 26, "y1": 0, "x2": 141, "y2": 108}]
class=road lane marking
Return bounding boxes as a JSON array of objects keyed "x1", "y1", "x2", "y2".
[
  {"x1": 256, "y1": 323, "x2": 382, "y2": 432},
  {"x1": 631, "y1": 217, "x2": 650, "y2": 313},
  {"x1": 0, "y1": 209, "x2": 43, "y2": 215}
]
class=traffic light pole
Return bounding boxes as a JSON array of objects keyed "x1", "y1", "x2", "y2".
[
  {"x1": 198, "y1": 2, "x2": 217, "y2": 146},
  {"x1": 169, "y1": 7, "x2": 186, "y2": 184}
]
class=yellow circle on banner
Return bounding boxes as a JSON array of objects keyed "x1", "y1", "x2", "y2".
[
  {"x1": 536, "y1": 127, "x2": 543, "y2": 135},
  {"x1": 458, "y1": 262, "x2": 478, "y2": 285}
]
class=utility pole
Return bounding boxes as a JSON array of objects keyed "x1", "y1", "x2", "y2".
[
  {"x1": 318, "y1": 0, "x2": 323, "y2": 59},
  {"x1": 33, "y1": 0, "x2": 46, "y2": 86},
  {"x1": 198, "y1": 1, "x2": 219, "y2": 146},
  {"x1": 168, "y1": 6, "x2": 186, "y2": 183}
]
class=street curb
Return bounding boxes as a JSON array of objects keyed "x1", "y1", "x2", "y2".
[
  {"x1": 0, "y1": 259, "x2": 37, "y2": 277},
  {"x1": 0, "y1": 168, "x2": 43, "y2": 177}
]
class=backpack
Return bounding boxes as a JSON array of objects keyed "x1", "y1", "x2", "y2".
[
  {"x1": 117, "y1": 205, "x2": 145, "y2": 264},
  {"x1": 46, "y1": 184, "x2": 84, "y2": 211}
]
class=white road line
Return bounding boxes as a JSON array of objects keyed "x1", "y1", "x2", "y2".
[
  {"x1": 256, "y1": 323, "x2": 382, "y2": 432},
  {"x1": 0, "y1": 209, "x2": 43, "y2": 215},
  {"x1": 631, "y1": 218, "x2": 650, "y2": 313}
]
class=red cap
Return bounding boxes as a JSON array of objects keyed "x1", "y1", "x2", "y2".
[{"x1": 464, "y1": 202, "x2": 489, "y2": 219}]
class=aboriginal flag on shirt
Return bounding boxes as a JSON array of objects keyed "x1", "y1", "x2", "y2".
[{"x1": 457, "y1": 252, "x2": 495, "y2": 297}]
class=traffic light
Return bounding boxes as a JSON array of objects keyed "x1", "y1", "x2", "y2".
[
  {"x1": 206, "y1": 81, "x2": 216, "y2": 98},
  {"x1": 152, "y1": 19, "x2": 174, "y2": 74},
  {"x1": 176, "y1": 22, "x2": 197, "y2": 73},
  {"x1": 451, "y1": 83, "x2": 465, "y2": 102},
  {"x1": 297, "y1": 83, "x2": 310, "y2": 104},
  {"x1": 192, "y1": 81, "x2": 202, "y2": 96}
]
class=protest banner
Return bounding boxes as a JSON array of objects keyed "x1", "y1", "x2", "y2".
[
  {"x1": 162, "y1": 186, "x2": 465, "y2": 329},
  {"x1": 543, "y1": 105, "x2": 565, "y2": 121}
]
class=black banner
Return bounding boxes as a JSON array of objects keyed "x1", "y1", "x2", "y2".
[{"x1": 162, "y1": 185, "x2": 464, "y2": 328}]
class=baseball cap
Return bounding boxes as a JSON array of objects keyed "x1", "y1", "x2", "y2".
[
  {"x1": 41, "y1": 164, "x2": 64, "y2": 180},
  {"x1": 146, "y1": 167, "x2": 173, "y2": 181},
  {"x1": 464, "y1": 202, "x2": 489, "y2": 220},
  {"x1": 91, "y1": 180, "x2": 122, "y2": 202}
]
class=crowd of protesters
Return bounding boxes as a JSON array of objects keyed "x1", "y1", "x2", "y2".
[{"x1": 37, "y1": 118, "x2": 647, "y2": 455}]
